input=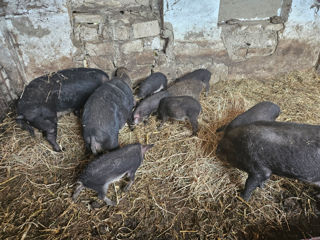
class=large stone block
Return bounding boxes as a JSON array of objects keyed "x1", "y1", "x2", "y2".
[
  {"x1": 74, "y1": 25, "x2": 100, "y2": 42},
  {"x1": 85, "y1": 42, "x2": 114, "y2": 56},
  {"x1": 121, "y1": 40, "x2": 143, "y2": 54},
  {"x1": 221, "y1": 23, "x2": 279, "y2": 62},
  {"x1": 142, "y1": 37, "x2": 163, "y2": 50},
  {"x1": 132, "y1": 20, "x2": 160, "y2": 39},
  {"x1": 152, "y1": 64, "x2": 177, "y2": 81},
  {"x1": 87, "y1": 56, "x2": 114, "y2": 71},
  {"x1": 113, "y1": 25, "x2": 130, "y2": 41},
  {"x1": 129, "y1": 65, "x2": 151, "y2": 82},
  {"x1": 122, "y1": 51, "x2": 155, "y2": 66},
  {"x1": 135, "y1": 51, "x2": 156, "y2": 65},
  {"x1": 173, "y1": 41, "x2": 224, "y2": 57},
  {"x1": 73, "y1": 13, "x2": 102, "y2": 25}
]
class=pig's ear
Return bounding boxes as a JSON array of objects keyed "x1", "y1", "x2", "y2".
[{"x1": 141, "y1": 144, "x2": 154, "y2": 154}]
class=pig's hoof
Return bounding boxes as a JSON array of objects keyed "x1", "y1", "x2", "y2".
[
  {"x1": 239, "y1": 192, "x2": 250, "y2": 202},
  {"x1": 53, "y1": 146, "x2": 62, "y2": 152}
]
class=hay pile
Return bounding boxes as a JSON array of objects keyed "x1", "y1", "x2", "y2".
[{"x1": 1, "y1": 70, "x2": 320, "y2": 239}]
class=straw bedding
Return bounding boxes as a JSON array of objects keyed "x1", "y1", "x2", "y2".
[{"x1": 1, "y1": 70, "x2": 320, "y2": 239}]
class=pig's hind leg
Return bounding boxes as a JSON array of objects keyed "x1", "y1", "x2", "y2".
[
  {"x1": 16, "y1": 118, "x2": 35, "y2": 136},
  {"x1": 204, "y1": 82, "x2": 210, "y2": 96},
  {"x1": 98, "y1": 183, "x2": 116, "y2": 206},
  {"x1": 240, "y1": 168, "x2": 271, "y2": 201},
  {"x1": 123, "y1": 171, "x2": 136, "y2": 192},
  {"x1": 72, "y1": 182, "x2": 84, "y2": 202}
]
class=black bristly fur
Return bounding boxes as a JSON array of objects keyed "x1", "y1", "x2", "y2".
[
  {"x1": 216, "y1": 121, "x2": 320, "y2": 201},
  {"x1": 16, "y1": 68, "x2": 109, "y2": 151}
]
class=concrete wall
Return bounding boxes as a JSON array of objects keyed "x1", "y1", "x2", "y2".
[
  {"x1": 164, "y1": 0, "x2": 320, "y2": 81},
  {"x1": 164, "y1": 0, "x2": 221, "y2": 42},
  {"x1": 0, "y1": 0, "x2": 320, "y2": 118}
]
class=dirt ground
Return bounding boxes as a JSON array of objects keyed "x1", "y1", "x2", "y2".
[{"x1": 1, "y1": 70, "x2": 320, "y2": 239}]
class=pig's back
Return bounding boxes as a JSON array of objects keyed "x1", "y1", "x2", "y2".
[
  {"x1": 79, "y1": 144, "x2": 142, "y2": 186},
  {"x1": 57, "y1": 68, "x2": 108, "y2": 110},
  {"x1": 167, "y1": 79, "x2": 202, "y2": 100},
  {"x1": 230, "y1": 121, "x2": 320, "y2": 181}
]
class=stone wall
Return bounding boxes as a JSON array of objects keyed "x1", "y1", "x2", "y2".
[
  {"x1": 0, "y1": 0, "x2": 320, "y2": 119},
  {"x1": 0, "y1": 0, "x2": 165, "y2": 118},
  {"x1": 69, "y1": 0, "x2": 163, "y2": 81}
]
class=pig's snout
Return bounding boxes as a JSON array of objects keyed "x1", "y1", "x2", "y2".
[{"x1": 133, "y1": 114, "x2": 141, "y2": 124}]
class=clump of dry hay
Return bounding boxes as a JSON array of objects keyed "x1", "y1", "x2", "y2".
[{"x1": 1, "y1": 70, "x2": 320, "y2": 239}]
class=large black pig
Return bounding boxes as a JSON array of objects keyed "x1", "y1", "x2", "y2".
[
  {"x1": 16, "y1": 68, "x2": 109, "y2": 152},
  {"x1": 172, "y1": 69, "x2": 211, "y2": 96},
  {"x1": 137, "y1": 72, "x2": 168, "y2": 99},
  {"x1": 157, "y1": 96, "x2": 202, "y2": 136},
  {"x1": 216, "y1": 101, "x2": 281, "y2": 133},
  {"x1": 72, "y1": 143, "x2": 154, "y2": 206},
  {"x1": 82, "y1": 67, "x2": 134, "y2": 154},
  {"x1": 216, "y1": 121, "x2": 320, "y2": 201}
]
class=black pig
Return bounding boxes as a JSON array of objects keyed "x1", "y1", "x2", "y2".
[
  {"x1": 157, "y1": 96, "x2": 202, "y2": 136},
  {"x1": 137, "y1": 72, "x2": 168, "y2": 99},
  {"x1": 132, "y1": 90, "x2": 169, "y2": 125},
  {"x1": 16, "y1": 68, "x2": 109, "y2": 151},
  {"x1": 216, "y1": 101, "x2": 280, "y2": 133},
  {"x1": 82, "y1": 67, "x2": 134, "y2": 154},
  {"x1": 173, "y1": 69, "x2": 211, "y2": 96},
  {"x1": 72, "y1": 143, "x2": 154, "y2": 206},
  {"x1": 216, "y1": 121, "x2": 320, "y2": 201}
]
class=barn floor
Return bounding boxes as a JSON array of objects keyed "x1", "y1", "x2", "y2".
[{"x1": 1, "y1": 70, "x2": 320, "y2": 239}]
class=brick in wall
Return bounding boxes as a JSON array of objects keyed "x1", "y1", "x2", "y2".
[{"x1": 132, "y1": 20, "x2": 160, "y2": 39}]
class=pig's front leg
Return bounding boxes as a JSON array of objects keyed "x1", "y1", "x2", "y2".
[
  {"x1": 45, "y1": 126, "x2": 61, "y2": 152},
  {"x1": 240, "y1": 173, "x2": 263, "y2": 201}
]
